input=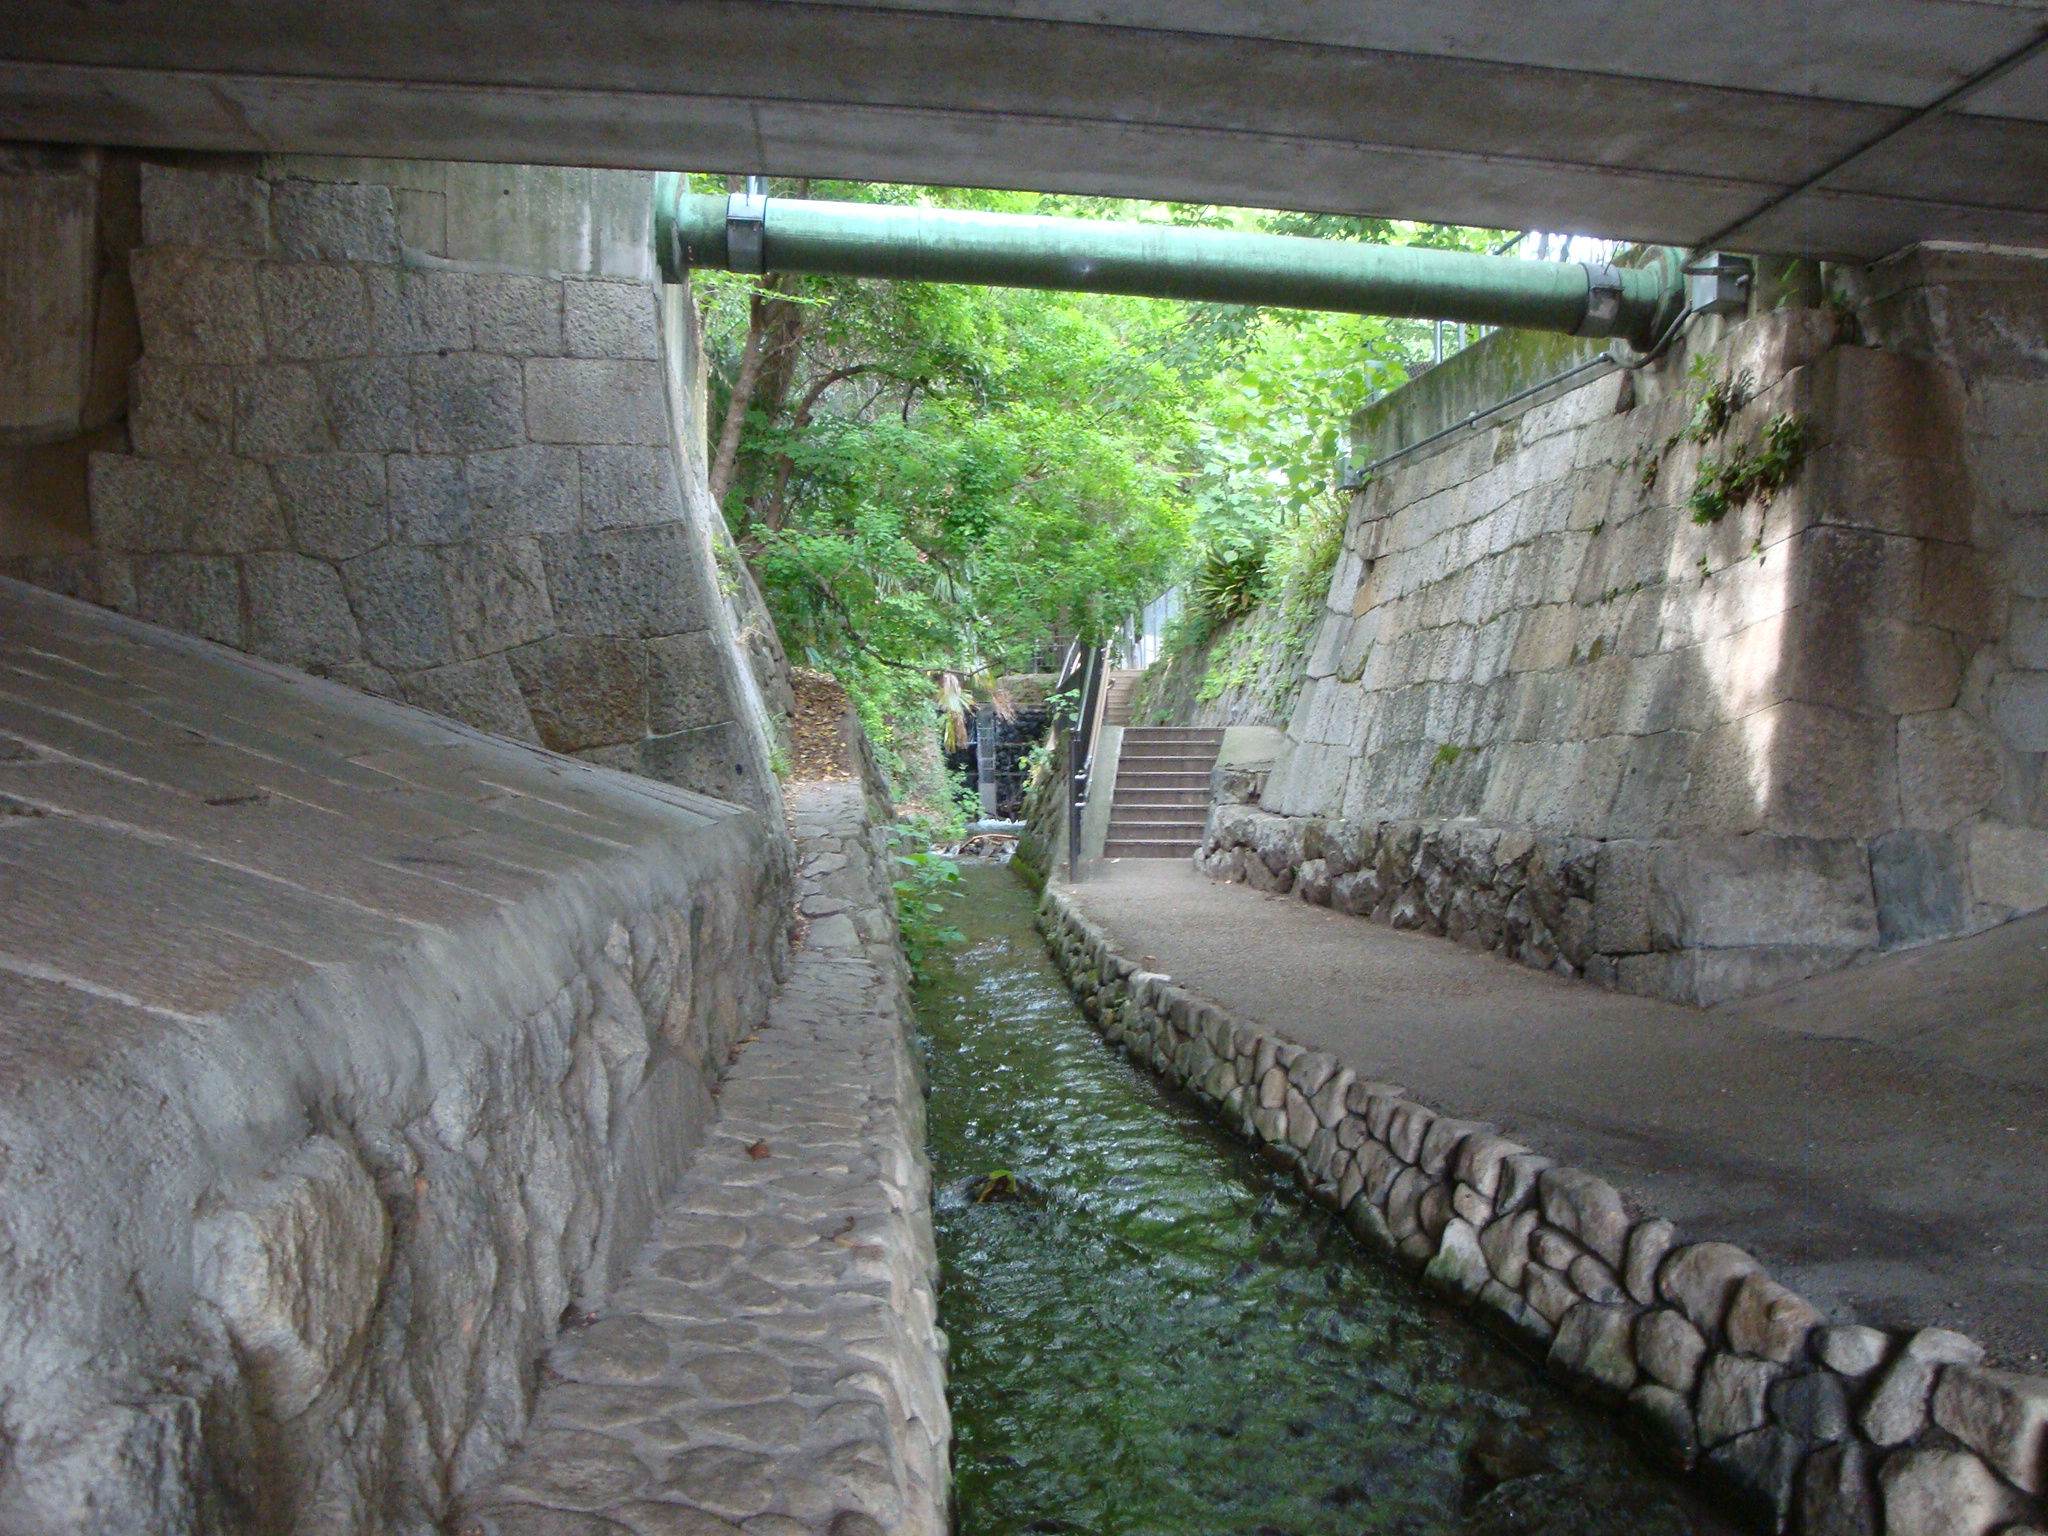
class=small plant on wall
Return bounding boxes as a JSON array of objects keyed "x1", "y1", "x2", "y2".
[
  {"x1": 1666, "y1": 358, "x2": 1814, "y2": 526},
  {"x1": 1687, "y1": 413, "x2": 1813, "y2": 525},
  {"x1": 1683, "y1": 365, "x2": 1755, "y2": 444}
]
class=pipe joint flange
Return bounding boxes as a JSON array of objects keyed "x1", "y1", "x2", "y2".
[
  {"x1": 1576, "y1": 261, "x2": 1625, "y2": 337},
  {"x1": 727, "y1": 189, "x2": 768, "y2": 275}
]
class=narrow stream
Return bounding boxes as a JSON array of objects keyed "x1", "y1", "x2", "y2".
[{"x1": 920, "y1": 863, "x2": 1741, "y2": 1536}]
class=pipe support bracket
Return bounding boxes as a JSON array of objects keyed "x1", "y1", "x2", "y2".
[
  {"x1": 727, "y1": 190, "x2": 767, "y2": 275},
  {"x1": 1576, "y1": 262, "x2": 1625, "y2": 337}
]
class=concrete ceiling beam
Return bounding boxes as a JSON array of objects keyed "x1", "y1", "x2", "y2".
[{"x1": 1, "y1": 1, "x2": 2045, "y2": 260}]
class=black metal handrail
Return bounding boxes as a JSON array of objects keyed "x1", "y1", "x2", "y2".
[{"x1": 1065, "y1": 644, "x2": 1106, "y2": 882}]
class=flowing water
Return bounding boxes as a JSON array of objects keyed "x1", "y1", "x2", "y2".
[{"x1": 920, "y1": 862, "x2": 1742, "y2": 1536}]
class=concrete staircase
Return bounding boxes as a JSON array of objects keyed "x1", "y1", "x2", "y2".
[
  {"x1": 1099, "y1": 668, "x2": 1144, "y2": 727},
  {"x1": 1103, "y1": 726, "x2": 1223, "y2": 859}
]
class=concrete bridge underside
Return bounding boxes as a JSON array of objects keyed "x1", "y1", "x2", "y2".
[{"x1": 3, "y1": 1, "x2": 2048, "y2": 260}]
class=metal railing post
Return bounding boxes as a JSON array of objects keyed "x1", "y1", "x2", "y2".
[{"x1": 1066, "y1": 727, "x2": 1082, "y2": 884}]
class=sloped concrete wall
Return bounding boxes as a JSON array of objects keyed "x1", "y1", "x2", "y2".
[
  {"x1": 0, "y1": 577, "x2": 790, "y2": 1535},
  {"x1": 1, "y1": 155, "x2": 791, "y2": 813},
  {"x1": 1218, "y1": 267, "x2": 2045, "y2": 1005}
]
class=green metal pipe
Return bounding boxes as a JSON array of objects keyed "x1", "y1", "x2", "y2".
[{"x1": 653, "y1": 177, "x2": 1684, "y2": 347}]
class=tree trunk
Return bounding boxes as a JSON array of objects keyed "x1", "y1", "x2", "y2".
[
  {"x1": 709, "y1": 286, "x2": 773, "y2": 508},
  {"x1": 752, "y1": 292, "x2": 807, "y2": 424}
]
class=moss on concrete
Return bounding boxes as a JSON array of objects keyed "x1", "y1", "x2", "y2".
[{"x1": 1351, "y1": 327, "x2": 1606, "y2": 465}]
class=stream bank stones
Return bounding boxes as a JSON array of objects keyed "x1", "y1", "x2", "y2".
[{"x1": 1036, "y1": 887, "x2": 2047, "y2": 1536}]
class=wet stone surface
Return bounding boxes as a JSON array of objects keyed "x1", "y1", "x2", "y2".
[
  {"x1": 460, "y1": 784, "x2": 946, "y2": 1536},
  {"x1": 926, "y1": 863, "x2": 1742, "y2": 1536}
]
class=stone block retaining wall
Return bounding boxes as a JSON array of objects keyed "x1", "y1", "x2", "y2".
[
  {"x1": 1039, "y1": 890, "x2": 2048, "y2": 1536},
  {"x1": 1200, "y1": 802, "x2": 1616, "y2": 986},
  {"x1": 4, "y1": 156, "x2": 787, "y2": 812},
  {"x1": 1238, "y1": 268, "x2": 2048, "y2": 1005},
  {"x1": 1850, "y1": 246, "x2": 2048, "y2": 920}
]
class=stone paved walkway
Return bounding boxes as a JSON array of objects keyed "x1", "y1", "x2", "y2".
[
  {"x1": 461, "y1": 784, "x2": 947, "y2": 1536},
  {"x1": 1061, "y1": 861, "x2": 2048, "y2": 1370}
]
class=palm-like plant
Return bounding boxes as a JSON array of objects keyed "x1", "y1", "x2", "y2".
[{"x1": 1194, "y1": 541, "x2": 1269, "y2": 623}]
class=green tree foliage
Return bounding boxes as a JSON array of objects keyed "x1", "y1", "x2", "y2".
[{"x1": 692, "y1": 177, "x2": 1506, "y2": 778}]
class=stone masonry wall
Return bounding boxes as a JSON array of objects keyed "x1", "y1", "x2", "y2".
[
  {"x1": 1850, "y1": 245, "x2": 2048, "y2": 916},
  {"x1": 1040, "y1": 891, "x2": 2048, "y2": 1536},
  {"x1": 459, "y1": 782, "x2": 949, "y2": 1536},
  {"x1": 1214, "y1": 272, "x2": 2046, "y2": 1006},
  {"x1": 3, "y1": 157, "x2": 786, "y2": 812}
]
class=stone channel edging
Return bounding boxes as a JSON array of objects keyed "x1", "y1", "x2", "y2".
[
  {"x1": 461, "y1": 783, "x2": 948, "y2": 1536},
  {"x1": 1038, "y1": 888, "x2": 2048, "y2": 1536}
]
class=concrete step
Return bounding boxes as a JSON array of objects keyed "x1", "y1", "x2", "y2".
[
  {"x1": 1106, "y1": 818, "x2": 1208, "y2": 838},
  {"x1": 1114, "y1": 770, "x2": 1213, "y2": 788},
  {"x1": 1121, "y1": 726, "x2": 1223, "y2": 740},
  {"x1": 1108, "y1": 833, "x2": 1206, "y2": 847},
  {"x1": 1099, "y1": 669, "x2": 1145, "y2": 728},
  {"x1": 1103, "y1": 844, "x2": 1201, "y2": 857},
  {"x1": 1110, "y1": 791, "x2": 1210, "y2": 808}
]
